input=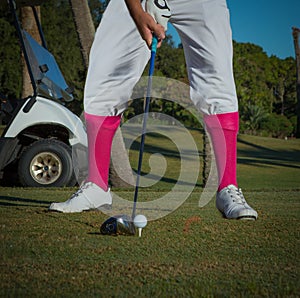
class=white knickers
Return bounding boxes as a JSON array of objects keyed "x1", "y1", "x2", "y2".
[{"x1": 84, "y1": 0, "x2": 238, "y2": 116}]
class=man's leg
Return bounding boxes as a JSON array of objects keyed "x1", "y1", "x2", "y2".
[
  {"x1": 204, "y1": 112, "x2": 238, "y2": 192},
  {"x1": 85, "y1": 113, "x2": 121, "y2": 191},
  {"x1": 169, "y1": 0, "x2": 257, "y2": 219},
  {"x1": 49, "y1": 0, "x2": 150, "y2": 213}
]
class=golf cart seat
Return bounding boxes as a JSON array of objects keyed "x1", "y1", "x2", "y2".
[{"x1": 0, "y1": 93, "x2": 17, "y2": 125}]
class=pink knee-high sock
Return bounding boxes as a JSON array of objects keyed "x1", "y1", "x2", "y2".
[
  {"x1": 84, "y1": 112, "x2": 121, "y2": 191},
  {"x1": 204, "y1": 112, "x2": 239, "y2": 192}
]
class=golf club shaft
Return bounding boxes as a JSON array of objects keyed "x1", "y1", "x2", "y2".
[{"x1": 132, "y1": 36, "x2": 158, "y2": 220}]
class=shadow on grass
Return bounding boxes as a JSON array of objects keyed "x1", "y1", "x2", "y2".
[
  {"x1": 237, "y1": 137, "x2": 300, "y2": 169},
  {"x1": 127, "y1": 138, "x2": 204, "y2": 159},
  {"x1": 0, "y1": 196, "x2": 49, "y2": 207},
  {"x1": 136, "y1": 170, "x2": 203, "y2": 187}
]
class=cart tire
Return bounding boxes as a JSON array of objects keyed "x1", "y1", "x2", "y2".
[{"x1": 18, "y1": 139, "x2": 76, "y2": 187}]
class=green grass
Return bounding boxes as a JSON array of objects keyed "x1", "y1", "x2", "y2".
[
  {"x1": 237, "y1": 134, "x2": 300, "y2": 189},
  {"x1": 0, "y1": 132, "x2": 300, "y2": 297}
]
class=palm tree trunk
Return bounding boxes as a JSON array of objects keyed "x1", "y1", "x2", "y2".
[
  {"x1": 21, "y1": 6, "x2": 41, "y2": 98},
  {"x1": 69, "y1": 0, "x2": 135, "y2": 187},
  {"x1": 68, "y1": 0, "x2": 95, "y2": 68}
]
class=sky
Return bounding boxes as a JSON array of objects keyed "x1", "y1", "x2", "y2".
[{"x1": 167, "y1": 0, "x2": 300, "y2": 59}]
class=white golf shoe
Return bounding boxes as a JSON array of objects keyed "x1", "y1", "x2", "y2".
[
  {"x1": 216, "y1": 185, "x2": 258, "y2": 220},
  {"x1": 49, "y1": 182, "x2": 112, "y2": 213}
]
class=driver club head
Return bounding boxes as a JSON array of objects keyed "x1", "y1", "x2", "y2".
[{"x1": 100, "y1": 214, "x2": 136, "y2": 236}]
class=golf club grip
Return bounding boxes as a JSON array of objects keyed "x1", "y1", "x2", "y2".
[
  {"x1": 149, "y1": 35, "x2": 158, "y2": 76},
  {"x1": 132, "y1": 36, "x2": 158, "y2": 219}
]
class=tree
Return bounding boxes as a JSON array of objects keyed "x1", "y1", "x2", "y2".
[
  {"x1": 0, "y1": 15, "x2": 22, "y2": 98},
  {"x1": 68, "y1": 0, "x2": 95, "y2": 68},
  {"x1": 69, "y1": 0, "x2": 135, "y2": 188},
  {"x1": 40, "y1": 1, "x2": 85, "y2": 106},
  {"x1": 292, "y1": 27, "x2": 300, "y2": 138},
  {"x1": 1, "y1": 2, "x2": 298, "y2": 139},
  {"x1": 240, "y1": 104, "x2": 268, "y2": 134},
  {"x1": 232, "y1": 41, "x2": 297, "y2": 136}
]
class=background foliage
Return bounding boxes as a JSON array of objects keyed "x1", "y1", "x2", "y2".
[{"x1": 0, "y1": 0, "x2": 297, "y2": 137}]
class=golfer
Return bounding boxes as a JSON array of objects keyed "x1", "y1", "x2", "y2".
[{"x1": 50, "y1": 0, "x2": 258, "y2": 220}]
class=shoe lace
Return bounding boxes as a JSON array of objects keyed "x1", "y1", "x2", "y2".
[
  {"x1": 70, "y1": 182, "x2": 92, "y2": 199},
  {"x1": 227, "y1": 187, "x2": 246, "y2": 205}
]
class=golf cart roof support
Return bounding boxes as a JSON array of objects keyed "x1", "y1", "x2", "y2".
[
  {"x1": 31, "y1": 5, "x2": 47, "y2": 49},
  {"x1": 8, "y1": 0, "x2": 37, "y2": 97}
]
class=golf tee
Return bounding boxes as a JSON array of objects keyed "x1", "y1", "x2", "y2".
[{"x1": 138, "y1": 228, "x2": 142, "y2": 237}]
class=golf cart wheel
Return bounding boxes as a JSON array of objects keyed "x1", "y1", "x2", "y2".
[{"x1": 18, "y1": 139, "x2": 76, "y2": 187}]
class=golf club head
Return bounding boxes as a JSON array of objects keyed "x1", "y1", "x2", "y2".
[{"x1": 100, "y1": 214, "x2": 136, "y2": 236}]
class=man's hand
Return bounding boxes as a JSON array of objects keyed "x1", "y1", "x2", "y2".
[
  {"x1": 125, "y1": 0, "x2": 168, "y2": 48},
  {"x1": 146, "y1": 0, "x2": 171, "y2": 31}
]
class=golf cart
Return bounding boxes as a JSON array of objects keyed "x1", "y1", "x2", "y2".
[{"x1": 0, "y1": 0, "x2": 87, "y2": 187}]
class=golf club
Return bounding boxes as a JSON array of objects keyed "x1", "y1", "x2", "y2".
[
  {"x1": 132, "y1": 35, "x2": 158, "y2": 220},
  {"x1": 100, "y1": 36, "x2": 158, "y2": 236}
]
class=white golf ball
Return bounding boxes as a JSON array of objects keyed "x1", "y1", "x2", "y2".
[{"x1": 133, "y1": 214, "x2": 147, "y2": 228}]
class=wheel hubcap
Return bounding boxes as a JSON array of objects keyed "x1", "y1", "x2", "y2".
[{"x1": 30, "y1": 152, "x2": 62, "y2": 185}]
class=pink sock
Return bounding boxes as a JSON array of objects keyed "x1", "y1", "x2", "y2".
[
  {"x1": 84, "y1": 112, "x2": 121, "y2": 191},
  {"x1": 204, "y1": 112, "x2": 239, "y2": 192}
]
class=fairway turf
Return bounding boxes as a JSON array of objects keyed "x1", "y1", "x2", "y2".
[{"x1": 0, "y1": 133, "x2": 299, "y2": 297}]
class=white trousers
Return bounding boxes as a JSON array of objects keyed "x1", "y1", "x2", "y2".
[{"x1": 84, "y1": 0, "x2": 238, "y2": 116}]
